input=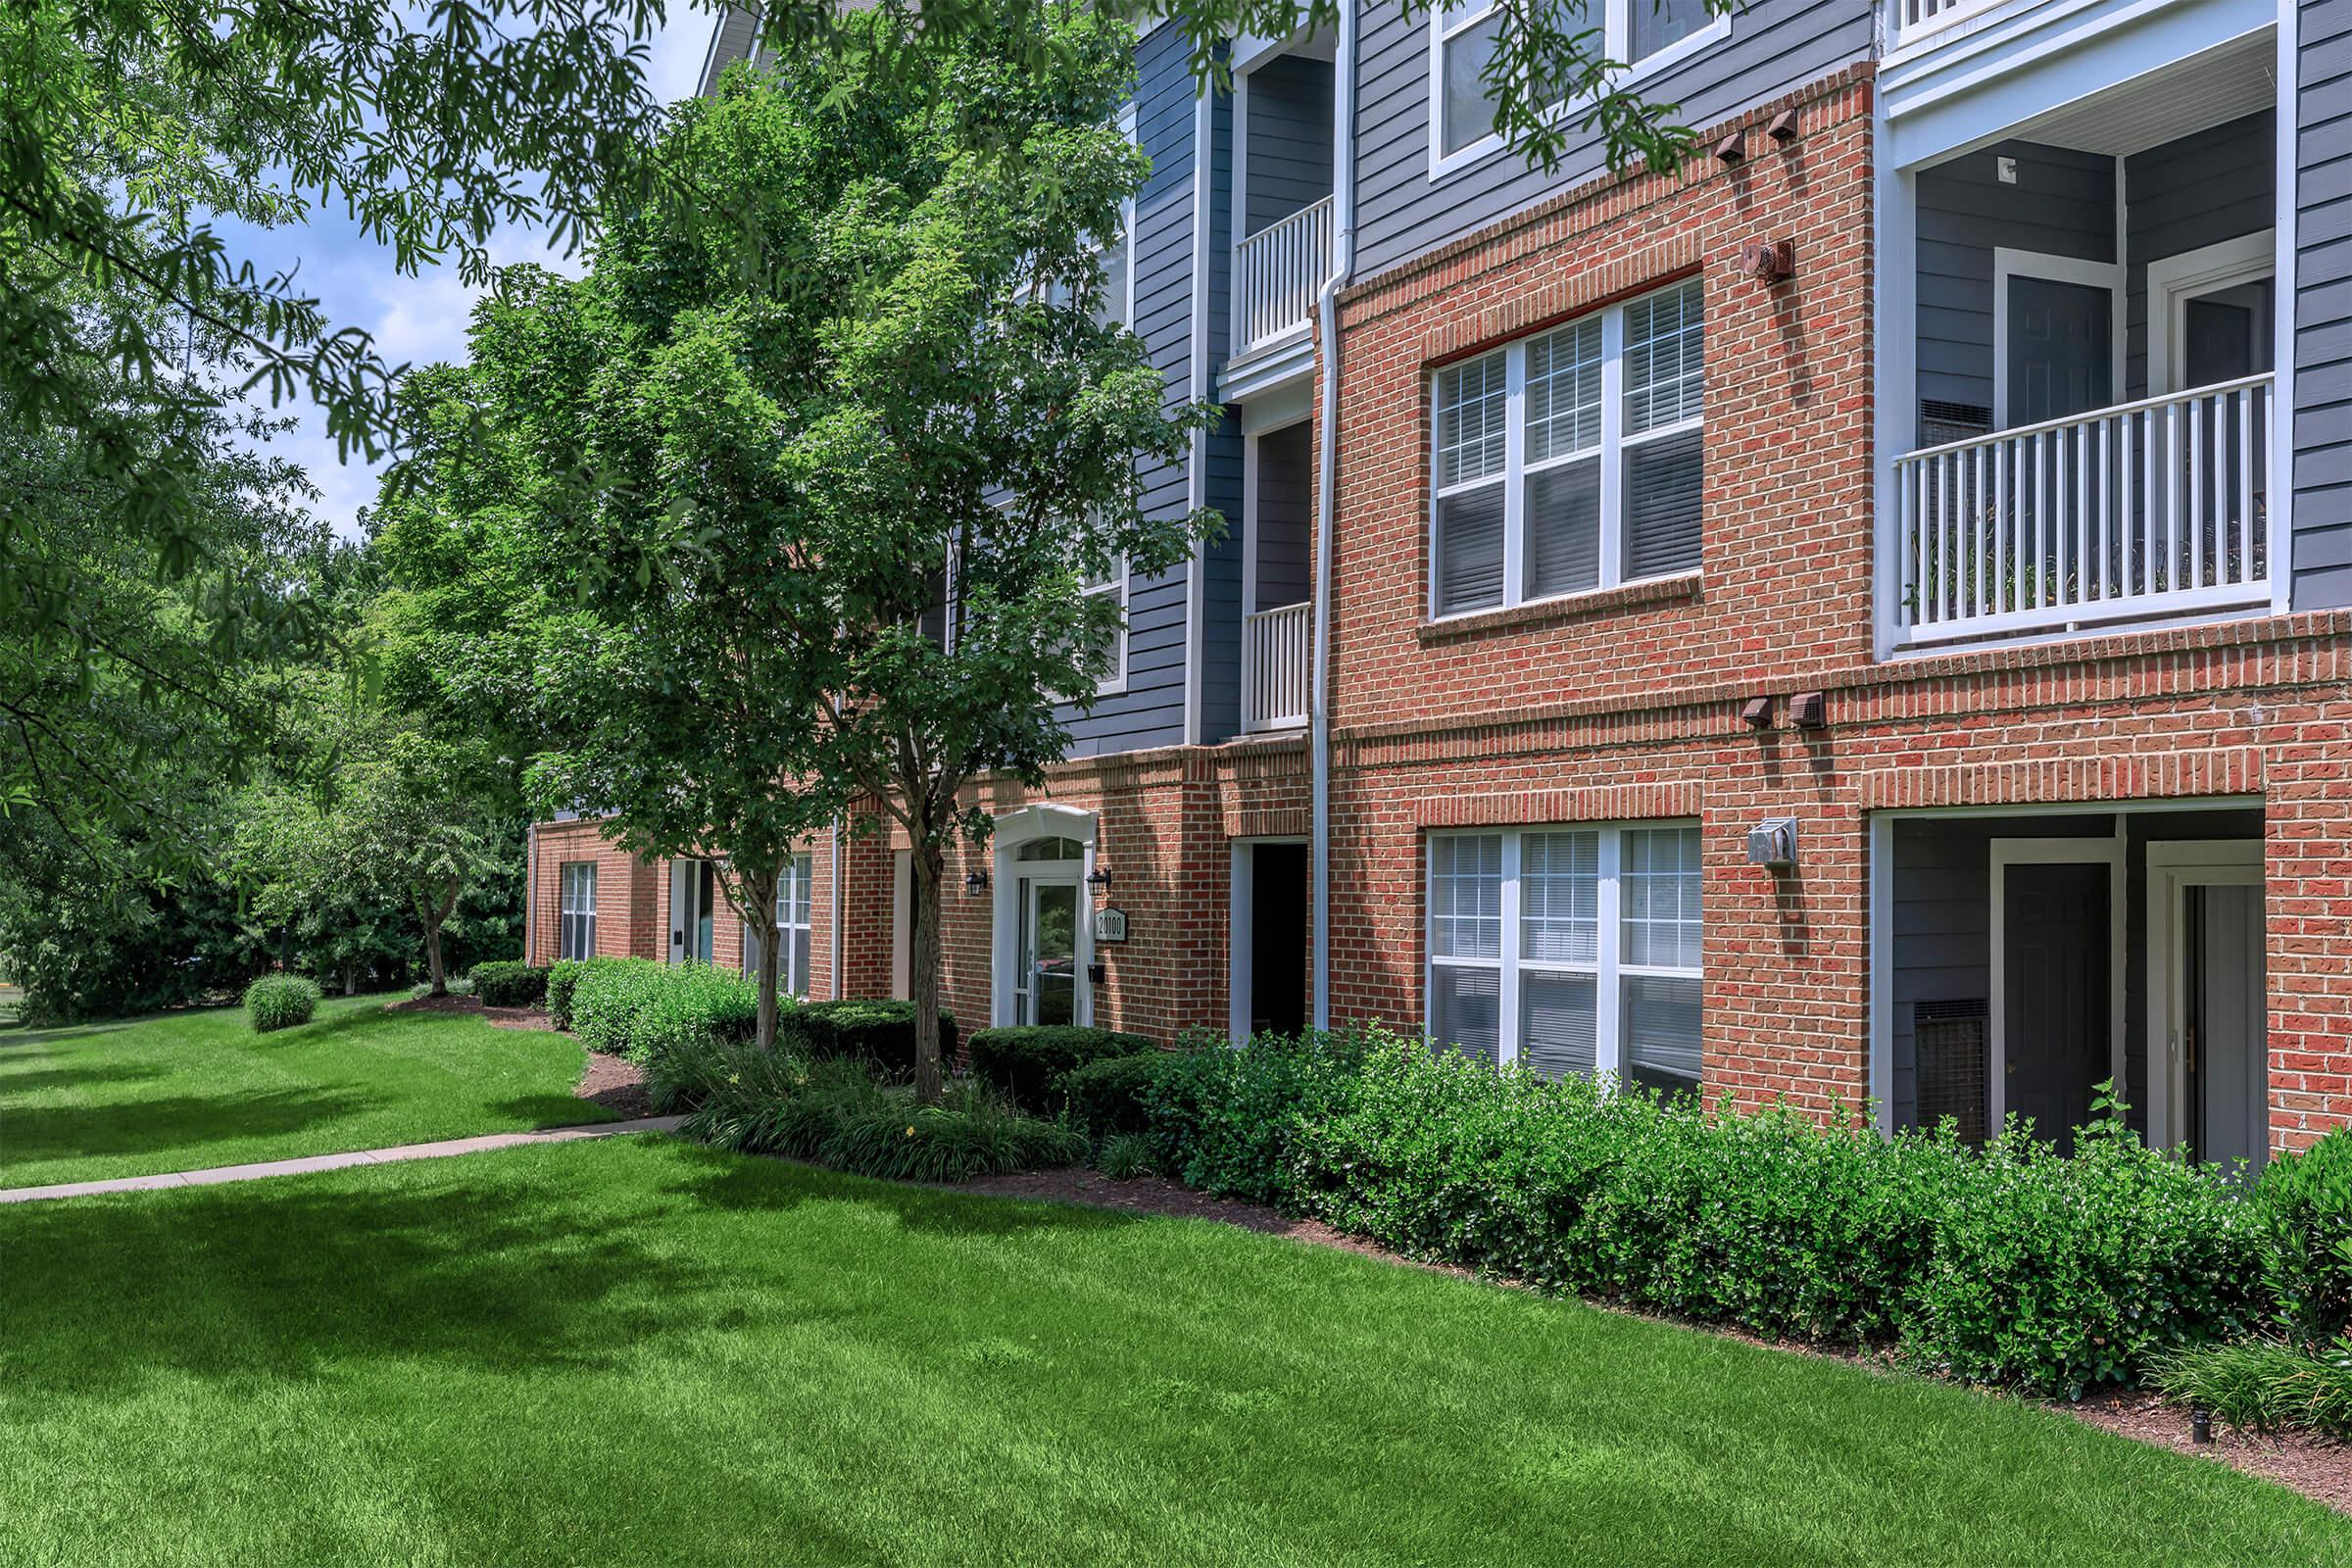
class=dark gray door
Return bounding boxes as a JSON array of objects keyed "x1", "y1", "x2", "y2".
[
  {"x1": 2180, "y1": 278, "x2": 2272, "y2": 388},
  {"x1": 2004, "y1": 861, "x2": 2110, "y2": 1152},
  {"x1": 2186, "y1": 882, "x2": 2268, "y2": 1174},
  {"x1": 2007, "y1": 276, "x2": 2113, "y2": 425}
]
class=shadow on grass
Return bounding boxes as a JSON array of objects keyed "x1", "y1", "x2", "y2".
[
  {"x1": 0, "y1": 1020, "x2": 138, "y2": 1051},
  {"x1": 0, "y1": 1087, "x2": 378, "y2": 1171},
  {"x1": 489, "y1": 1094, "x2": 618, "y2": 1127},
  {"x1": 0, "y1": 1061, "x2": 170, "y2": 1097},
  {"x1": 0, "y1": 1141, "x2": 1143, "y2": 1398}
]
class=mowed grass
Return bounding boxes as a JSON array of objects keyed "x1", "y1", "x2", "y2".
[
  {"x1": 0, "y1": 1136, "x2": 2342, "y2": 1567},
  {"x1": 0, "y1": 994, "x2": 611, "y2": 1187}
]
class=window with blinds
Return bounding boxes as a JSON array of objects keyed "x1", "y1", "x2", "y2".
[
  {"x1": 558, "y1": 862, "x2": 597, "y2": 961},
  {"x1": 1430, "y1": 276, "x2": 1704, "y2": 617},
  {"x1": 1426, "y1": 823, "x2": 1702, "y2": 1095}
]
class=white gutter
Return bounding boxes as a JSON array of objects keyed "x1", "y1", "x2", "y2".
[
  {"x1": 1310, "y1": 0, "x2": 1356, "y2": 1032},
  {"x1": 1183, "y1": 81, "x2": 1214, "y2": 746},
  {"x1": 831, "y1": 815, "x2": 845, "y2": 999},
  {"x1": 523, "y1": 822, "x2": 538, "y2": 963}
]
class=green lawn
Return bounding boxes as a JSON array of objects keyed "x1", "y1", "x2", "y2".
[
  {"x1": 0, "y1": 1137, "x2": 2340, "y2": 1566},
  {"x1": 0, "y1": 994, "x2": 612, "y2": 1187}
]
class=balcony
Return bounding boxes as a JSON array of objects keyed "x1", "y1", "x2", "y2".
[
  {"x1": 1891, "y1": 375, "x2": 2273, "y2": 649},
  {"x1": 1243, "y1": 601, "x2": 1311, "y2": 731},
  {"x1": 1886, "y1": 0, "x2": 2007, "y2": 50},
  {"x1": 1233, "y1": 195, "x2": 1333, "y2": 357}
]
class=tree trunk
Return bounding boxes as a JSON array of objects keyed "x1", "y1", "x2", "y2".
[
  {"x1": 420, "y1": 876, "x2": 462, "y2": 997},
  {"x1": 734, "y1": 865, "x2": 784, "y2": 1052},
  {"x1": 910, "y1": 839, "x2": 947, "y2": 1105},
  {"x1": 343, "y1": 962, "x2": 357, "y2": 997}
]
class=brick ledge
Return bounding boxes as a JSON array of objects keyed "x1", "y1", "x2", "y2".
[{"x1": 1415, "y1": 572, "x2": 1702, "y2": 643}]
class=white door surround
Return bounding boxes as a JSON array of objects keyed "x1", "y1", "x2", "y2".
[
  {"x1": 989, "y1": 805, "x2": 1099, "y2": 1028},
  {"x1": 1986, "y1": 834, "x2": 2129, "y2": 1136},
  {"x1": 2146, "y1": 229, "x2": 2276, "y2": 396},
  {"x1": 2145, "y1": 838, "x2": 2266, "y2": 1157}
]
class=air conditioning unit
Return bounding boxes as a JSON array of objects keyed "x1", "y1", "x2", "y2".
[{"x1": 1915, "y1": 999, "x2": 1988, "y2": 1147}]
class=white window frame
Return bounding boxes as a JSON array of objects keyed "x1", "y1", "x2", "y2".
[
  {"x1": 1428, "y1": 0, "x2": 1732, "y2": 181},
  {"x1": 1425, "y1": 820, "x2": 1703, "y2": 1085},
  {"x1": 1429, "y1": 276, "x2": 1703, "y2": 619},
  {"x1": 742, "y1": 851, "x2": 816, "y2": 998},
  {"x1": 1083, "y1": 550, "x2": 1131, "y2": 696},
  {"x1": 1988, "y1": 248, "x2": 2126, "y2": 430},
  {"x1": 2145, "y1": 229, "x2": 2275, "y2": 398},
  {"x1": 558, "y1": 861, "x2": 597, "y2": 961}
]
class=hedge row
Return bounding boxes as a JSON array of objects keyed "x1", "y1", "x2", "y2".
[
  {"x1": 966, "y1": 1025, "x2": 1156, "y2": 1113},
  {"x1": 553, "y1": 956, "x2": 956, "y2": 1072},
  {"x1": 1136, "y1": 1029, "x2": 2301, "y2": 1398},
  {"x1": 466, "y1": 960, "x2": 547, "y2": 1008}
]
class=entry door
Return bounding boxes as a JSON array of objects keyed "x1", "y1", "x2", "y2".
[
  {"x1": 2178, "y1": 277, "x2": 2273, "y2": 390},
  {"x1": 2006, "y1": 275, "x2": 2113, "y2": 425},
  {"x1": 2002, "y1": 860, "x2": 2111, "y2": 1152},
  {"x1": 2185, "y1": 882, "x2": 2268, "y2": 1174},
  {"x1": 669, "y1": 859, "x2": 715, "y2": 964},
  {"x1": 1018, "y1": 878, "x2": 1079, "y2": 1026},
  {"x1": 1248, "y1": 843, "x2": 1308, "y2": 1036}
]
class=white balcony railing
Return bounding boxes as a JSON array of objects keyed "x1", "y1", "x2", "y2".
[
  {"x1": 1888, "y1": 0, "x2": 2007, "y2": 46},
  {"x1": 1233, "y1": 196, "x2": 1333, "y2": 356},
  {"x1": 1890, "y1": 373, "x2": 2274, "y2": 651},
  {"x1": 1243, "y1": 601, "x2": 1311, "y2": 731}
]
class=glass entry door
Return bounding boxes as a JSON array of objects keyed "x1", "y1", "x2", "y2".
[{"x1": 1017, "y1": 878, "x2": 1080, "y2": 1026}]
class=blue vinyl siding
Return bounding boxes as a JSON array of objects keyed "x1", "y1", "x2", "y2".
[
  {"x1": 1200, "y1": 81, "x2": 1249, "y2": 746},
  {"x1": 1351, "y1": 0, "x2": 1872, "y2": 279},
  {"x1": 1913, "y1": 142, "x2": 2116, "y2": 419},
  {"x1": 1245, "y1": 56, "x2": 1336, "y2": 236},
  {"x1": 2295, "y1": 0, "x2": 2352, "y2": 608},
  {"x1": 2125, "y1": 112, "x2": 2275, "y2": 399},
  {"x1": 1062, "y1": 24, "x2": 1202, "y2": 757}
]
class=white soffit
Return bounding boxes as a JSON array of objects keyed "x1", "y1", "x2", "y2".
[{"x1": 2012, "y1": 28, "x2": 2277, "y2": 155}]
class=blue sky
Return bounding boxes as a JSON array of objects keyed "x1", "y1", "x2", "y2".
[{"x1": 235, "y1": 14, "x2": 719, "y2": 538}]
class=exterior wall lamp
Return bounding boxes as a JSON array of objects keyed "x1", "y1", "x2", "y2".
[
  {"x1": 964, "y1": 869, "x2": 990, "y2": 896},
  {"x1": 1085, "y1": 866, "x2": 1111, "y2": 893}
]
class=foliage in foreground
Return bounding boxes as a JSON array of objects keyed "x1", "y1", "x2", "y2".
[
  {"x1": 2258, "y1": 1127, "x2": 2352, "y2": 1353},
  {"x1": 965, "y1": 1025, "x2": 1157, "y2": 1113},
  {"x1": 2150, "y1": 1336, "x2": 2352, "y2": 1439},
  {"x1": 1142, "y1": 1031, "x2": 2276, "y2": 1397},
  {"x1": 666, "y1": 1045, "x2": 1083, "y2": 1183},
  {"x1": 243, "y1": 973, "x2": 321, "y2": 1033}
]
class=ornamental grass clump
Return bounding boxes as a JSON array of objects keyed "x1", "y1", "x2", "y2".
[{"x1": 243, "y1": 974, "x2": 321, "y2": 1033}]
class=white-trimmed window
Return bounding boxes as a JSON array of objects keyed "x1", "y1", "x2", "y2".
[
  {"x1": 1427, "y1": 822, "x2": 1702, "y2": 1094},
  {"x1": 1433, "y1": 0, "x2": 1726, "y2": 173},
  {"x1": 558, "y1": 862, "x2": 598, "y2": 960},
  {"x1": 743, "y1": 852, "x2": 815, "y2": 997},
  {"x1": 1082, "y1": 552, "x2": 1129, "y2": 694},
  {"x1": 1432, "y1": 276, "x2": 1702, "y2": 617}
]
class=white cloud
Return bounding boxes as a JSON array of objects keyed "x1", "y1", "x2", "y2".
[{"x1": 229, "y1": 9, "x2": 723, "y2": 538}]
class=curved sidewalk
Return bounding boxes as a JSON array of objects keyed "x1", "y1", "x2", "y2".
[{"x1": 0, "y1": 1115, "x2": 685, "y2": 1205}]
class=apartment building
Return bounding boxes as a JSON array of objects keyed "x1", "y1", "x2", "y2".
[{"x1": 527, "y1": 0, "x2": 2352, "y2": 1162}]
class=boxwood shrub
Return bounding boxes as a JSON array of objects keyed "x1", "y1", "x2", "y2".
[
  {"x1": 545, "y1": 959, "x2": 587, "y2": 1030},
  {"x1": 784, "y1": 999, "x2": 959, "y2": 1076},
  {"x1": 1056, "y1": 1049, "x2": 1185, "y2": 1139},
  {"x1": 467, "y1": 960, "x2": 548, "y2": 1008},
  {"x1": 2256, "y1": 1127, "x2": 2352, "y2": 1352},
  {"x1": 565, "y1": 958, "x2": 756, "y2": 1064},
  {"x1": 1149, "y1": 1027, "x2": 2268, "y2": 1396},
  {"x1": 244, "y1": 973, "x2": 321, "y2": 1033},
  {"x1": 967, "y1": 1025, "x2": 1156, "y2": 1113}
]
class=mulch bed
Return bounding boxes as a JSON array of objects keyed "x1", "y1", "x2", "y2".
[
  {"x1": 961, "y1": 1164, "x2": 2352, "y2": 1515},
  {"x1": 384, "y1": 995, "x2": 655, "y2": 1118}
]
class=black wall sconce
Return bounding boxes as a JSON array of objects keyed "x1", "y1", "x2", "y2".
[
  {"x1": 964, "y1": 869, "x2": 990, "y2": 896},
  {"x1": 1085, "y1": 866, "x2": 1111, "y2": 893}
]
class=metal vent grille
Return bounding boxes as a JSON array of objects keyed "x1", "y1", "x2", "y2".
[
  {"x1": 1918, "y1": 400, "x2": 1991, "y2": 448},
  {"x1": 1915, "y1": 999, "x2": 1988, "y2": 1147}
]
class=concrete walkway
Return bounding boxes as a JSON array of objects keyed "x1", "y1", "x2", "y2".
[{"x1": 0, "y1": 1115, "x2": 686, "y2": 1205}]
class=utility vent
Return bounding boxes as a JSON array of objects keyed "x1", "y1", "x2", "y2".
[
  {"x1": 1919, "y1": 400, "x2": 1991, "y2": 448},
  {"x1": 1915, "y1": 999, "x2": 1988, "y2": 1147}
]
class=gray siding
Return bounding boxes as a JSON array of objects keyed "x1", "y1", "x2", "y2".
[
  {"x1": 1245, "y1": 56, "x2": 1335, "y2": 236},
  {"x1": 1351, "y1": 0, "x2": 1871, "y2": 278},
  {"x1": 1253, "y1": 420, "x2": 1315, "y2": 610},
  {"x1": 2295, "y1": 0, "x2": 2352, "y2": 608},
  {"x1": 2124, "y1": 112, "x2": 2274, "y2": 398},
  {"x1": 1914, "y1": 142, "x2": 2116, "y2": 418},
  {"x1": 1200, "y1": 77, "x2": 1249, "y2": 747},
  {"x1": 1063, "y1": 24, "x2": 1201, "y2": 758}
]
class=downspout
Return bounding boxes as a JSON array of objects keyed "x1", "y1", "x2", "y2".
[
  {"x1": 523, "y1": 822, "x2": 538, "y2": 964},
  {"x1": 831, "y1": 814, "x2": 845, "y2": 999},
  {"x1": 1310, "y1": 0, "x2": 1357, "y2": 1032}
]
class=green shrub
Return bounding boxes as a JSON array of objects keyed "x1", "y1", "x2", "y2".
[
  {"x1": 467, "y1": 960, "x2": 548, "y2": 1008},
  {"x1": 1141, "y1": 1029, "x2": 2265, "y2": 1396},
  {"x1": 1056, "y1": 1050, "x2": 1183, "y2": 1138},
  {"x1": 566, "y1": 958, "x2": 668, "y2": 1057},
  {"x1": 2256, "y1": 1128, "x2": 2352, "y2": 1353},
  {"x1": 785, "y1": 999, "x2": 958, "y2": 1076},
  {"x1": 567, "y1": 958, "x2": 757, "y2": 1064},
  {"x1": 1096, "y1": 1132, "x2": 1154, "y2": 1181},
  {"x1": 546, "y1": 959, "x2": 586, "y2": 1029},
  {"x1": 966, "y1": 1025, "x2": 1156, "y2": 1112},
  {"x1": 679, "y1": 1049, "x2": 1084, "y2": 1182},
  {"x1": 244, "y1": 973, "x2": 321, "y2": 1033},
  {"x1": 2150, "y1": 1336, "x2": 2352, "y2": 1439}
]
